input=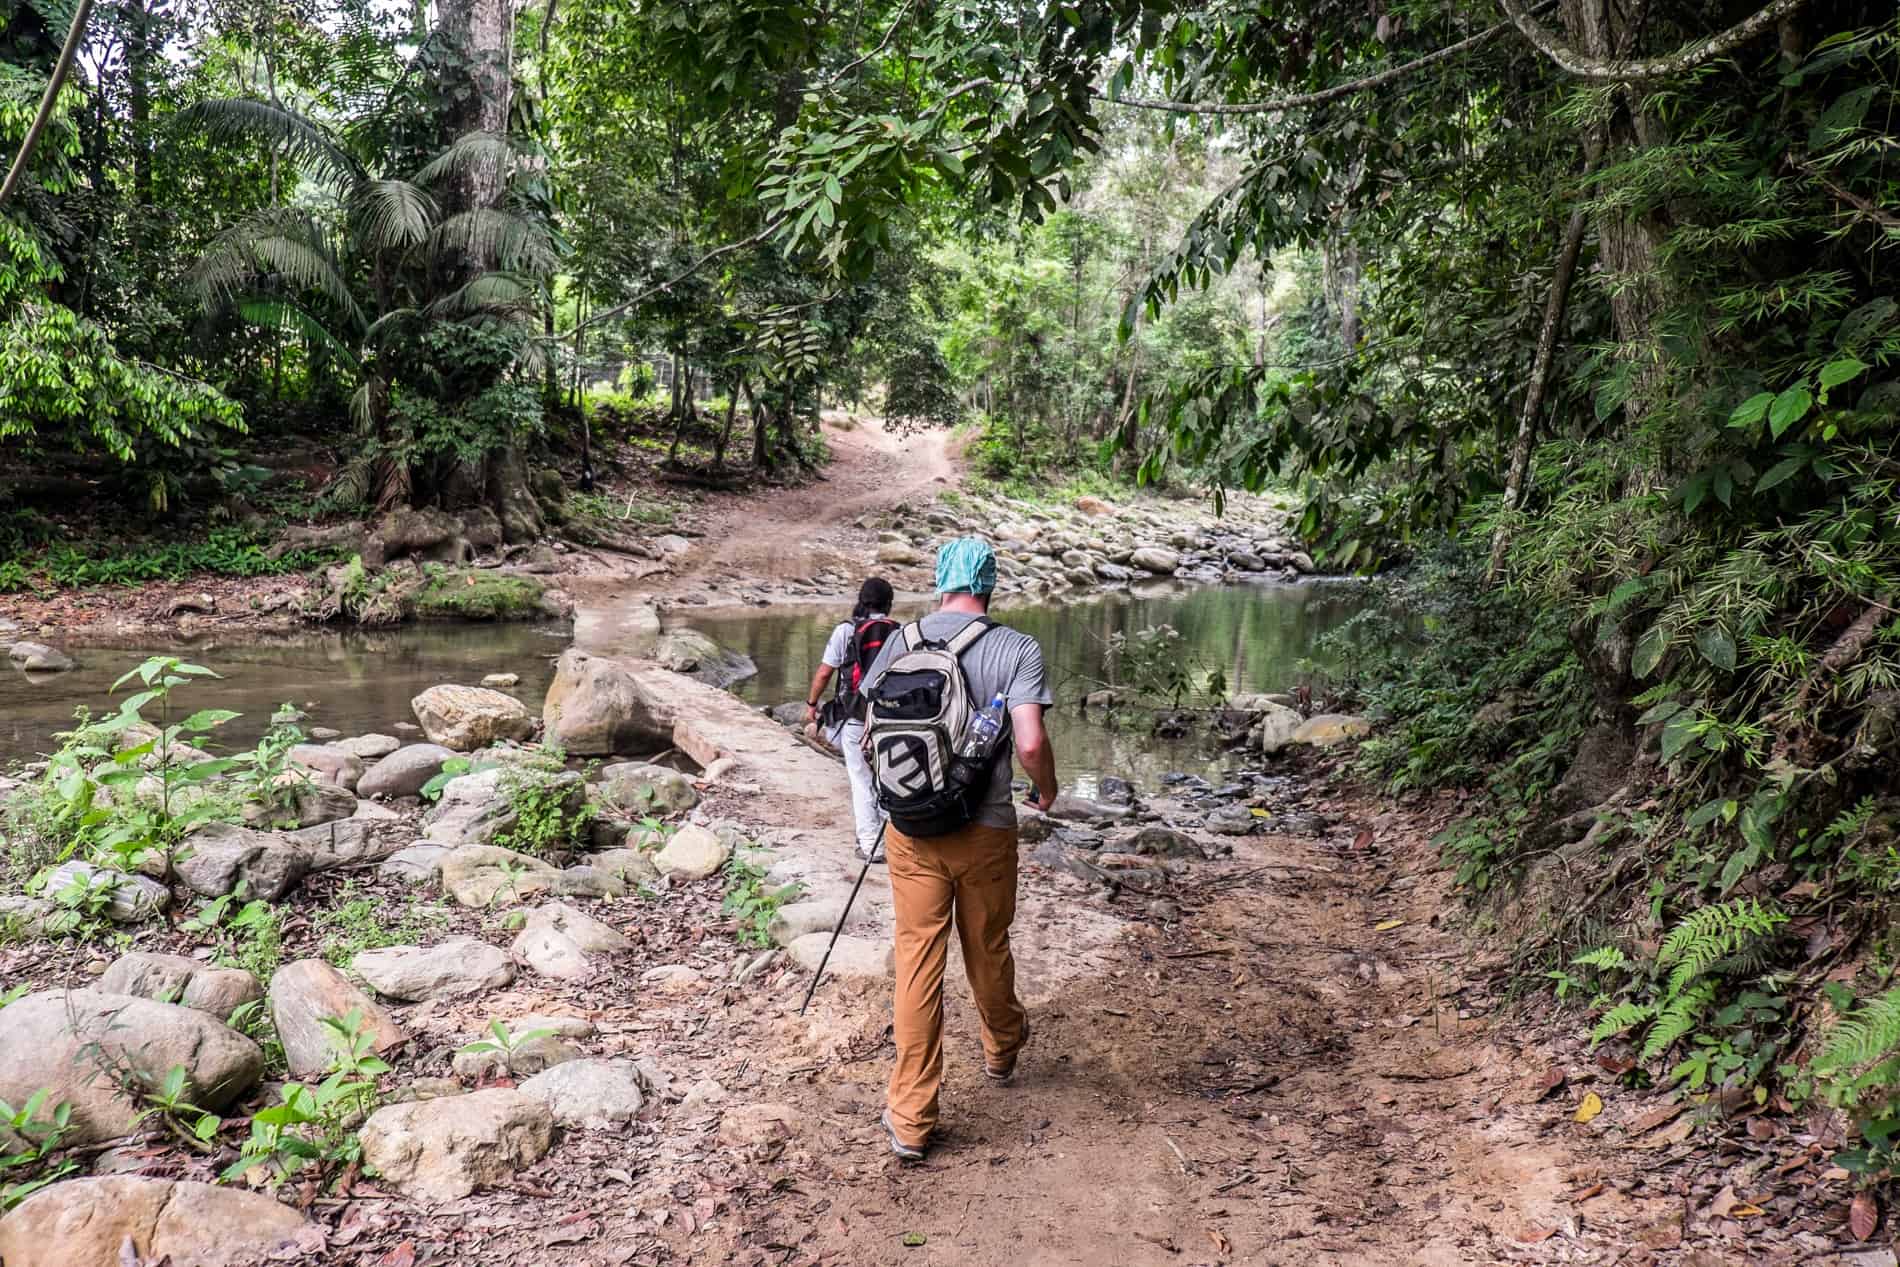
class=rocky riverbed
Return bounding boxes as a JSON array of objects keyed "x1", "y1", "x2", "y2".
[{"x1": 0, "y1": 630, "x2": 1376, "y2": 1264}]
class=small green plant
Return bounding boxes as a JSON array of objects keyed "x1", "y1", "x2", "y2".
[
  {"x1": 1582, "y1": 899, "x2": 1790, "y2": 1090},
  {"x1": 233, "y1": 711, "x2": 309, "y2": 827},
  {"x1": 316, "y1": 886, "x2": 447, "y2": 966},
  {"x1": 192, "y1": 893, "x2": 284, "y2": 982},
  {"x1": 1102, "y1": 624, "x2": 1228, "y2": 712},
  {"x1": 34, "y1": 867, "x2": 122, "y2": 940},
  {"x1": 457, "y1": 1020, "x2": 556, "y2": 1066},
  {"x1": 0, "y1": 1090, "x2": 77, "y2": 1211},
  {"x1": 492, "y1": 755, "x2": 593, "y2": 855},
  {"x1": 632, "y1": 816, "x2": 676, "y2": 851},
  {"x1": 721, "y1": 850, "x2": 800, "y2": 949},
  {"x1": 222, "y1": 1009, "x2": 388, "y2": 1189},
  {"x1": 418, "y1": 755, "x2": 476, "y2": 802},
  {"x1": 136, "y1": 1064, "x2": 223, "y2": 1151}
]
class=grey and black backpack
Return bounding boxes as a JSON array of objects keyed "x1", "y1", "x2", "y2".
[{"x1": 863, "y1": 618, "x2": 1006, "y2": 837}]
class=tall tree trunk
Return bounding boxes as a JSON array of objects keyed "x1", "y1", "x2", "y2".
[
  {"x1": 437, "y1": 0, "x2": 512, "y2": 271},
  {"x1": 1487, "y1": 193, "x2": 1592, "y2": 578}
]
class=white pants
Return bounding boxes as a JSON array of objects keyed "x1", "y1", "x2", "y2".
[{"x1": 834, "y1": 719, "x2": 886, "y2": 852}]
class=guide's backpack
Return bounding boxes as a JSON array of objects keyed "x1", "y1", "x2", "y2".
[
  {"x1": 821, "y1": 615, "x2": 900, "y2": 729},
  {"x1": 863, "y1": 618, "x2": 1007, "y2": 837}
]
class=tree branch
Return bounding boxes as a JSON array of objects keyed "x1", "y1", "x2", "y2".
[
  {"x1": 1097, "y1": 3, "x2": 1559, "y2": 117},
  {"x1": 0, "y1": 0, "x2": 96, "y2": 209},
  {"x1": 1497, "y1": 0, "x2": 1812, "y2": 81},
  {"x1": 1787, "y1": 155, "x2": 1900, "y2": 230},
  {"x1": 566, "y1": 217, "x2": 786, "y2": 334}
]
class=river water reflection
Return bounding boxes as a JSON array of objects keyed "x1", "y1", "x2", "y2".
[{"x1": 1, "y1": 580, "x2": 1366, "y2": 792}]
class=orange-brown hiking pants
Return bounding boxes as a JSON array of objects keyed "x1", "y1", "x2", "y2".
[{"x1": 885, "y1": 821, "x2": 1027, "y2": 1147}]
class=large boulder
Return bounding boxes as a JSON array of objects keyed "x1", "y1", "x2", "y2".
[
  {"x1": 267, "y1": 960, "x2": 406, "y2": 1078},
  {"x1": 439, "y1": 845, "x2": 561, "y2": 907},
  {"x1": 288, "y1": 816, "x2": 403, "y2": 870},
  {"x1": 97, "y1": 952, "x2": 262, "y2": 1019},
  {"x1": 1259, "y1": 703, "x2": 1305, "y2": 756},
  {"x1": 1291, "y1": 713, "x2": 1372, "y2": 746},
  {"x1": 8, "y1": 641, "x2": 75, "y2": 673},
  {"x1": 542, "y1": 649, "x2": 670, "y2": 755},
  {"x1": 655, "y1": 630, "x2": 756, "y2": 689},
  {"x1": 0, "y1": 991, "x2": 262, "y2": 1144},
  {"x1": 354, "y1": 938, "x2": 516, "y2": 1001},
  {"x1": 411, "y1": 684, "x2": 535, "y2": 751},
  {"x1": 359, "y1": 1089, "x2": 553, "y2": 1204},
  {"x1": 1047, "y1": 794, "x2": 1133, "y2": 825},
  {"x1": 357, "y1": 743, "x2": 457, "y2": 799},
  {"x1": 518, "y1": 1059, "x2": 647, "y2": 1130},
  {"x1": 333, "y1": 733, "x2": 402, "y2": 760},
  {"x1": 243, "y1": 781, "x2": 356, "y2": 830},
  {"x1": 0, "y1": 1177, "x2": 310, "y2": 1267},
  {"x1": 174, "y1": 823, "x2": 311, "y2": 900},
  {"x1": 653, "y1": 824, "x2": 730, "y2": 880},
  {"x1": 380, "y1": 844, "x2": 448, "y2": 885},
  {"x1": 287, "y1": 743, "x2": 365, "y2": 791},
  {"x1": 589, "y1": 847, "x2": 661, "y2": 887},
  {"x1": 596, "y1": 761, "x2": 698, "y2": 815},
  {"x1": 41, "y1": 860, "x2": 169, "y2": 922},
  {"x1": 1130, "y1": 546, "x2": 1181, "y2": 575},
  {"x1": 875, "y1": 542, "x2": 922, "y2": 566}
]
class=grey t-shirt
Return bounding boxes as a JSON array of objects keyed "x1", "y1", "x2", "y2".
[{"x1": 866, "y1": 611, "x2": 1053, "y2": 829}]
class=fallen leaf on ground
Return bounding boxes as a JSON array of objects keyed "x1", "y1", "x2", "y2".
[
  {"x1": 1352, "y1": 828, "x2": 1373, "y2": 849},
  {"x1": 1851, "y1": 1191, "x2": 1879, "y2": 1240},
  {"x1": 1535, "y1": 1067, "x2": 1566, "y2": 1098},
  {"x1": 901, "y1": 1232, "x2": 927, "y2": 1248},
  {"x1": 1574, "y1": 1092, "x2": 1604, "y2": 1123},
  {"x1": 1208, "y1": 1227, "x2": 1231, "y2": 1255},
  {"x1": 1518, "y1": 1226, "x2": 1556, "y2": 1243},
  {"x1": 1572, "y1": 1183, "x2": 1605, "y2": 1202},
  {"x1": 1629, "y1": 1102, "x2": 1685, "y2": 1133},
  {"x1": 1709, "y1": 1187, "x2": 1739, "y2": 1218},
  {"x1": 1374, "y1": 918, "x2": 1405, "y2": 931},
  {"x1": 378, "y1": 1245, "x2": 416, "y2": 1267}
]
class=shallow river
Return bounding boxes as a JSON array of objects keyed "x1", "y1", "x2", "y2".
[{"x1": 1, "y1": 580, "x2": 1365, "y2": 791}]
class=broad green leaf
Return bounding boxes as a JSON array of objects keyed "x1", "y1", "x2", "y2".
[
  {"x1": 1755, "y1": 455, "x2": 1806, "y2": 493},
  {"x1": 1728, "y1": 392, "x2": 1773, "y2": 427},
  {"x1": 1636, "y1": 700, "x2": 1684, "y2": 725},
  {"x1": 1660, "y1": 714, "x2": 1700, "y2": 762},
  {"x1": 1818, "y1": 356, "x2": 1867, "y2": 393},
  {"x1": 1632, "y1": 626, "x2": 1668, "y2": 679},
  {"x1": 1695, "y1": 627, "x2": 1737, "y2": 672},
  {"x1": 1768, "y1": 386, "x2": 1812, "y2": 438}
]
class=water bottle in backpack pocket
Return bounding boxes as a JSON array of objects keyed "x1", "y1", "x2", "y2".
[{"x1": 863, "y1": 619, "x2": 1007, "y2": 837}]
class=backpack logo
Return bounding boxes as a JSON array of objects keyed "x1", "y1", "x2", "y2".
[{"x1": 863, "y1": 618, "x2": 1006, "y2": 838}]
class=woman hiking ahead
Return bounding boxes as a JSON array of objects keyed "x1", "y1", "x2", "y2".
[{"x1": 803, "y1": 577, "x2": 899, "y2": 863}]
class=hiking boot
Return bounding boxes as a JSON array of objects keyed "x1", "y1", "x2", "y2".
[
  {"x1": 856, "y1": 837, "x2": 885, "y2": 864},
  {"x1": 985, "y1": 1019, "x2": 1030, "y2": 1085},
  {"x1": 881, "y1": 1109, "x2": 926, "y2": 1162}
]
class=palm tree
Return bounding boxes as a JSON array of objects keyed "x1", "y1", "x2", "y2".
[{"x1": 185, "y1": 100, "x2": 554, "y2": 514}]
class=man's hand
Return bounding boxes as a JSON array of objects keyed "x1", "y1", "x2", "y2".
[
  {"x1": 1026, "y1": 786, "x2": 1058, "y2": 813},
  {"x1": 803, "y1": 702, "x2": 819, "y2": 726}
]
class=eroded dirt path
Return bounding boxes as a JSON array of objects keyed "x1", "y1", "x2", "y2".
[{"x1": 702, "y1": 784, "x2": 1687, "y2": 1267}]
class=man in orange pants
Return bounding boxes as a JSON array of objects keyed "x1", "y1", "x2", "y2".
[{"x1": 863, "y1": 537, "x2": 1059, "y2": 1160}]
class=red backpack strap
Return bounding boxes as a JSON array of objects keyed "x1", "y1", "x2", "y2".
[{"x1": 849, "y1": 617, "x2": 899, "y2": 690}]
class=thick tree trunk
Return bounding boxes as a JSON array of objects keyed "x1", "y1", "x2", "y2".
[{"x1": 437, "y1": 0, "x2": 512, "y2": 265}]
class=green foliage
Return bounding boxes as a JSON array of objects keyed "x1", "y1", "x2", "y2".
[
  {"x1": 222, "y1": 1009, "x2": 388, "y2": 1189},
  {"x1": 457, "y1": 1019, "x2": 556, "y2": 1063},
  {"x1": 411, "y1": 568, "x2": 545, "y2": 621},
  {"x1": 721, "y1": 848, "x2": 798, "y2": 948},
  {"x1": 315, "y1": 884, "x2": 448, "y2": 966},
  {"x1": 492, "y1": 755, "x2": 594, "y2": 854},
  {"x1": 0, "y1": 1089, "x2": 77, "y2": 1212},
  {"x1": 1580, "y1": 900, "x2": 1791, "y2": 1089},
  {"x1": 188, "y1": 889, "x2": 286, "y2": 983},
  {"x1": 0, "y1": 526, "x2": 341, "y2": 594},
  {"x1": 1102, "y1": 624, "x2": 1228, "y2": 712}
]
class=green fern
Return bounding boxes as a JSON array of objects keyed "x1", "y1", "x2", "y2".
[
  {"x1": 1816, "y1": 987, "x2": 1900, "y2": 1082},
  {"x1": 1641, "y1": 979, "x2": 1716, "y2": 1062},
  {"x1": 1572, "y1": 946, "x2": 1630, "y2": 972},
  {"x1": 1658, "y1": 899, "x2": 1786, "y2": 999},
  {"x1": 1592, "y1": 1001, "x2": 1656, "y2": 1044}
]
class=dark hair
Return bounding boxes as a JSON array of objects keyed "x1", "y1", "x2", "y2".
[{"x1": 852, "y1": 577, "x2": 894, "y2": 621}]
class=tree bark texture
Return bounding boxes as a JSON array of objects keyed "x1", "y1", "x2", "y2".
[{"x1": 436, "y1": 0, "x2": 512, "y2": 260}]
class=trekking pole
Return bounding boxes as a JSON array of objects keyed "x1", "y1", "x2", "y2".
[{"x1": 798, "y1": 818, "x2": 889, "y2": 1016}]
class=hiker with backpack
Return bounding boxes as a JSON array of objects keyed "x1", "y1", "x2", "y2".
[
  {"x1": 804, "y1": 577, "x2": 900, "y2": 863},
  {"x1": 858, "y1": 537, "x2": 1058, "y2": 1161}
]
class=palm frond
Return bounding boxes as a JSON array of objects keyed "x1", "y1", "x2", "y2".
[
  {"x1": 235, "y1": 300, "x2": 364, "y2": 379},
  {"x1": 363, "y1": 307, "x2": 424, "y2": 349},
  {"x1": 191, "y1": 209, "x2": 364, "y2": 335},
  {"x1": 429, "y1": 209, "x2": 555, "y2": 276},
  {"x1": 412, "y1": 131, "x2": 518, "y2": 188},
  {"x1": 348, "y1": 179, "x2": 437, "y2": 251},
  {"x1": 426, "y1": 271, "x2": 538, "y2": 319},
  {"x1": 179, "y1": 98, "x2": 363, "y2": 190}
]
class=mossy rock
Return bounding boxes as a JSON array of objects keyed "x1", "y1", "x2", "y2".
[{"x1": 411, "y1": 570, "x2": 548, "y2": 621}]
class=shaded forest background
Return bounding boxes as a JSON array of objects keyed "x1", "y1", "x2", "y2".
[{"x1": 6, "y1": 0, "x2": 1900, "y2": 1178}]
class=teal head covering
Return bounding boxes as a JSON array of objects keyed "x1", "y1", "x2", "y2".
[{"x1": 934, "y1": 536, "x2": 997, "y2": 595}]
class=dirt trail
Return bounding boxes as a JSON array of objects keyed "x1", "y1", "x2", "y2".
[{"x1": 714, "y1": 790, "x2": 1681, "y2": 1267}]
